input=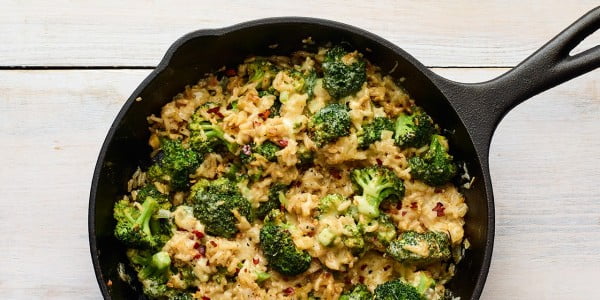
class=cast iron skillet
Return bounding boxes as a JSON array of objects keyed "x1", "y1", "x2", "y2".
[{"x1": 89, "y1": 7, "x2": 600, "y2": 299}]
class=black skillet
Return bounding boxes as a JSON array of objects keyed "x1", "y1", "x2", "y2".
[{"x1": 89, "y1": 7, "x2": 600, "y2": 299}]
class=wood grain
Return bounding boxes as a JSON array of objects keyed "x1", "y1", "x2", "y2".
[
  {"x1": 0, "y1": 68, "x2": 598, "y2": 299},
  {"x1": 0, "y1": 0, "x2": 598, "y2": 67}
]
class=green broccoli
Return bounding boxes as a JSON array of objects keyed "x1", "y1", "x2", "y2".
[
  {"x1": 114, "y1": 196, "x2": 171, "y2": 250},
  {"x1": 189, "y1": 178, "x2": 253, "y2": 238},
  {"x1": 364, "y1": 214, "x2": 397, "y2": 251},
  {"x1": 350, "y1": 166, "x2": 405, "y2": 219},
  {"x1": 147, "y1": 139, "x2": 200, "y2": 191},
  {"x1": 259, "y1": 209, "x2": 312, "y2": 276},
  {"x1": 316, "y1": 194, "x2": 365, "y2": 254},
  {"x1": 240, "y1": 141, "x2": 281, "y2": 163},
  {"x1": 136, "y1": 183, "x2": 171, "y2": 210},
  {"x1": 386, "y1": 231, "x2": 451, "y2": 265},
  {"x1": 394, "y1": 109, "x2": 436, "y2": 148},
  {"x1": 415, "y1": 272, "x2": 436, "y2": 295},
  {"x1": 126, "y1": 249, "x2": 172, "y2": 298},
  {"x1": 247, "y1": 59, "x2": 279, "y2": 90},
  {"x1": 308, "y1": 103, "x2": 351, "y2": 147},
  {"x1": 358, "y1": 117, "x2": 395, "y2": 149},
  {"x1": 188, "y1": 113, "x2": 238, "y2": 155},
  {"x1": 303, "y1": 70, "x2": 318, "y2": 99},
  {"x1": 340, "y1": 284, "x2": 373, "y2": 300},
  {"x1": 256, "y1": 183, "x2": 288, "y2": 220},
  {"x1": 374, "y1": 279, "x2": 422, "y2": 300},
  {"x1": 322, "y1": 46, "x2": 367, "y2": 99},
  {"x1": 255, "y1": 271, "x2": 271, "y2": 284},
  {"x1": 297, "y1": 144, "x2": 315, "y2": 168},
  {"x1": 408, "y1": 135, "x2": 457, "y2": 186},
  {"x1": 318, "y1": 193, "x2": 347, "y2": 216}
]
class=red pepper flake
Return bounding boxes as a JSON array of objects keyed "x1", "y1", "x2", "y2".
[
  {"x1": 396, "y1": 201, "x2": 403, "y2": 210},
  {"x1": 193, "y1": 254, "x2": 202, "y2": 260},
  {"x1": 258, "y1": 110, "x2": 270, "y2": 120},
  {"x1": 210, "y1": 240, "x2": 218, "y2": 247},
  {"x1": 207, "y1": 107, "x2": 224, "y2": 118},
  {"x1": 345, "y1": 278, "x2": 352, "y2": 285},
  {"x1": 235, "y1": 268, "x2": 240, "y2": 274},
  {"x1": 225, "y1": 68, "x2": 237, "y2": 77},
  {"x1": 277, "y1": 139, "x2": 288, "y2": 147},
  {"x1": 410, "y1": 202, "x2": 418, "y2": 209},
  {"x1": 198, "y1": 245, "x2": 206, "y2": 256},
  {"x1": 253, "y1": 258, "x2": 259, "y2": 265},
  {"x1": 402, "y1": 211, "x2": 407, "y2": 216},
  {"x1": 376, "y1": 158, "x2": 383, "y2": 166},
  {"x1": 330, "y1": 169, "x2": 342, "y2": 180},
  {"x1": 434, "y1": 188, "x2": 443, "y2": 193},
  {"x1": 360, "y1": 264, "x2": 367, "y2": 271},
  {"x1": 432, "y1": 202, "x2": 445, "y2": 217},
  {"x1": 202, "y1": 296, "x2": 211, "y2": 300},
  {"x1": 242, "y1": 144, "x2": 252, "y2": 155},
  {"x1": 359, "y1": 276, "x2": 365, "y2": 284},
  {"x1": 383, "y1": 265, "x2": 391, "y2": 271},
  {"x1": 193, "y1": 230, "x2": 205, "y2": 239},
  {"x1": 193, "y1": 242, "x2": 201, "y2": 249},
  {"x1": 283, "y1": 287, "x2": 294, "y2": 296}
]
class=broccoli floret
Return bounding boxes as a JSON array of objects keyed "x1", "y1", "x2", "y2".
[
  {"x1": 386, "y1": 231, "x2": 451, "y2": 265},
  {"x1": 147, "y1": 139, "x2": 200, "y2": 191},
  {"x1": 188, "y1": 113, "x2": 238, "y2": 155},
  {"x1": 374, "y1": 279, "x2": 422, "y2": 300},
  {"x1": 318, "y1": 193, "x2": 347, "y2": 216},
  {"x1": 189, "y1": 178, "x2": 253, "y2": 238},
  {"x1": 136, "y1": 183, "x2": 171, "y2": 210},
  {"x1": 247, "y1": 59, "x2": 279, "y2": 90},
  {"x1": 340, "y1": 284, "x2": 373, "y2": 300},
  {"x1": 415, "y1": 272, "x2": 436, "y2": 295},
  {"x1": 255, "y1": 141, "x2": 280, "y2": 162},
  {"x1": 114, "y1": 196, "x2": 170, "y2": 250},
  {"x1": 394, "y1": 109, "x2": 436, "y2": 148},
  {"x1": 322, "y1": 46, "x2": 367, "y2": 99},
  {"x1": 409, "y1": 135, "x2": 457, "y2": 186},
  {"x1": 240, "y1": 141, "x2": 281, "y2": 163},
  {"x1": 358, "y1": 117, "x2": 395, "y2": 149},
  {"x1": 308, "y1": 103, "x2": 351, "y2": 147},
  {"x1": 126, "y1": 249, "x2": 172, "y2": 298},
  {"x1": 316, "y1": 194, "x2": 365, "y2": 254},
  {"x1": 259, "y1": 210, "x2": 312, "y2": 276},
  {"x1": 303, "y1": 70, "x2": 318, "y2": 99},
  {"x1": 256, "y1": 183, "x2": 288, "y2": 220},
  {"x1": 364, "y1": 214, "x2": 397, "y2": 251},
  {"x1": 254, "y1": 271, "x2": 271, "y2": 284},
  {"x1": 350, "y1": 166, "x2": 405, "y2": 219},
  {"x1": 297, "y1": 144, "x2": 315, "y2": 168}
]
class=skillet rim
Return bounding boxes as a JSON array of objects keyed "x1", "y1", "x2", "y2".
[{"x1": 88, "y1": 16, "x2": 494, "y2": 299}]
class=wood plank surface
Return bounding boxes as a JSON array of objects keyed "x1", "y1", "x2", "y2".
[
  {"x1": 0, "y1": 68, "x2": 598, "y2": 299},
  {"x1": 0, "y1": 0, "x2": 598, "y2": 67}
]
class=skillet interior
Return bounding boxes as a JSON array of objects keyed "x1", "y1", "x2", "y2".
[{"x1": 89, "y1": 19, "x2": 491, "y2": 299}]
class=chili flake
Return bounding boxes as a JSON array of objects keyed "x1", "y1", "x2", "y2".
[
  {"x1": 277, "y1": 139, "x2": 288, "y2": 147},
  {"x1": 283, "y1": 287, "x2": 294, "y2": 296},
  {"x1": 253, "y1": 258, "x2": 259, "y2": 265},
  {"x1": 410, "y1": 202, "x2": 418, "y2": 209},
  {"x1": 225, "y1": 68, "x2": 237, "y2": 76},
  {"x1": 193, "y1": 230, "x2": 205, "y2": 239},
  {"x1": 432, "y1": 202, "x2": 445, "y2": 217},
  {"x1": 258, "y1": 110, "x2": 270, "y2": 119},
  {"x1": 210, "y1": 240, "x2": 218, "y2": 247}
]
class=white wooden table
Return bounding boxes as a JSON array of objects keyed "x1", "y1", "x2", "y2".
[{"x1": 1, "y1": 1, "x2": 599, "y2": 299}]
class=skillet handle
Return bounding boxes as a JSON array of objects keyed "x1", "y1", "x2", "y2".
[{"x1": 432, "y1": 6, "x2": 600, "y2": 155}]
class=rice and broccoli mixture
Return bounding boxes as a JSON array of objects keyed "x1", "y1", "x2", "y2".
[{"x1": 113, "y1": 45, "x2": 468, "y2": 300}]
